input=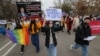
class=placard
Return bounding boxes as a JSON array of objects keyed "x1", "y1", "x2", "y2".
[{"x1": 44, "y1": 8, "x2": 62, "y2": 21}]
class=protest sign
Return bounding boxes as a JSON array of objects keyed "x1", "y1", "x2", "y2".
[{"x1": 44, "y1": 8, "x2": 62, "y2": 21}]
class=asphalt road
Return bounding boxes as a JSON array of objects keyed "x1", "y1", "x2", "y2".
[{"x1": 0, "y1": 31, "x2": 100, "y2": 56}]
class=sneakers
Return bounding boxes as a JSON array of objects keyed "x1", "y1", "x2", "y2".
[
  {"x1": 69, "y1": 44, "x2": 74, "y2": 50},
  {"x1": 37, "y1": 50, "x2": 40, "y2": 53},
  {"x1": 67, "y1": 31, "x2": 71, "y2": 35},
  {"x1": 20, "y1": 51, "x2": 24, "y2": 55},
  {"x1": 36, "y1": 49, "x2": 40, "y2": 53}
]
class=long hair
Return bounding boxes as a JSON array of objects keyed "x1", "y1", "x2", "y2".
[
  {"x1": 45, "y1": 21, "x2": 55, "y2": 27},
  {"x1": 29, "y1": 20, "x2": 37, "y2": 32},
  {"x1": 15, "y1": 20, "x2": 22, "y2": 29},
  {"x1": 45, "y1": 21, "x2": 56, "y2": 31}
]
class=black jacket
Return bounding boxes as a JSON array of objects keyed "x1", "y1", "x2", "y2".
[
  {"x1": 75, "y1": 22, "x2": 91, "y2": 45},
  {"x1": 44, "y1": 26, "x2": 61, "y2": 48}
]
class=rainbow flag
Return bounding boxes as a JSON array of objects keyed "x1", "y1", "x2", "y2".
[
  {"x1": 6, "y1": 29, "x2": 30, "y2": 45},
  {"x1": 6, "y1": 30, "x2": 17, "y2": 43}
]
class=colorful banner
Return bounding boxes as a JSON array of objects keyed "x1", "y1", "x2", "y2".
[
  {"x1": 6, "y1": 29, "x2": 30, "y2": 45},
  {"x1": 89, "y1": 20, "x2": 100, "y2": 34},
  {"x1": 16, "y1": 2, "x2": 41, "y2": 18},
  {"x1": 44, "y1": 8, "x2": 62, "y2": 21}
]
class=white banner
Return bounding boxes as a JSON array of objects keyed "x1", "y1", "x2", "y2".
[
  {"x1": 44, "y1": 8, "x2": 62, "y2": 21},
  {"x1": 0, "y1": 20, "x2": 7, "y2": 24}
]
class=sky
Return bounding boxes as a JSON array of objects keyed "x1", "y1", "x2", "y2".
[{"x1": 37, "y1": 0, "x2": 55, "y2": 10}]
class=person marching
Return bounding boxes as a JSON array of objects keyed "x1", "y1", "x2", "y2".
[
  {"x1": 73, "y1": 15, "x2": 80, "y2": 32},
  {"x1": 20, "y1": 17, "x2": 30, "y2": 54},
  {"x1": 29, "y1": 18, "x2": 41, "y2": 53},
  {"x1": 42, "y1": 20, "x2": 61, "y2": 56},
  {"x1": 70, "y1": 17, "x2": 91, "y2": 56},
  {"x1": 65, "y1": 16, "x2": 73, "y2": 35},
  {"x1": 61, "y1": 16, "x2": 65, "y2": 32}
]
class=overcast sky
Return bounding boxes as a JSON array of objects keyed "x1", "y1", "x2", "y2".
[{"x1": 39, "y1": 0, "x2": 55, "y2": 10}]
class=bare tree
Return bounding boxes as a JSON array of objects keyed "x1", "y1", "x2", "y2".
[
  {"x1": 73, "y1": 0, "x2": 100, "y2": 15},
  {"x1": 54, "y1": 0, "x2": 100, "y2": 15},
  {"x1": 0, "y1": 0, "x2": 18, "y2": 19}
]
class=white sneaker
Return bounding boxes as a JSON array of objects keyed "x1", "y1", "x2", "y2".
[
  {"x1": 69, "y1": 44, "x2": 74, "y2": 50},
  {"x1": 20, "y1": 52, "x2": 24, "y2": 55}
]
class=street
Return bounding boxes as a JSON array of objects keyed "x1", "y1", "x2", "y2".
[{"x1": 0, "y1": 31, "x2": 100, "y2": 56}]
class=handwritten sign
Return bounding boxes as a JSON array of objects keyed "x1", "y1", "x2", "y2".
[{"x1": 44, "y1": 8, "x2": 62, "y2": 21}]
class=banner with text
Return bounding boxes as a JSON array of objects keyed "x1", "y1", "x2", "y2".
[
  {"x1": 44, "y1": 8, "x2": 62, "y2": 21},
  {"x1": 16, "y1": 2, "x2": 41, "y2": 19},
  {"x1": 90, "y1": 20, "x2": 100, "y2": 34}
]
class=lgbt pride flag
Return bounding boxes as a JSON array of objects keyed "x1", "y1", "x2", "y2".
[{"x1": 6, "y1": 29, "x2": 30, "y2": 45}]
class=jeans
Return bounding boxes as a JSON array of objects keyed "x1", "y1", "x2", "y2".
[
  {"x1": 31, "y1": 33, "x2": 40, "y2": 53},
  {"x1": 47, "y1": 44, "x2": 57, "y2": 56},
  {"x1": 72, "y1": 43, "x2": 88, "y2": 56}
]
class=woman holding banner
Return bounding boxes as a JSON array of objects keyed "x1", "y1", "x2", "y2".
[{"x1": 29, "y1": 18, "x2": 41, "y2": 53}]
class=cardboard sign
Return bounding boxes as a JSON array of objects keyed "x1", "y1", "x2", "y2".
[
  {"x1": 89, "y1": 20, "x2": 100, "y2": 34},
  {"x1": 44, "y1": 8, "x2": 62, "y2": 21}
]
